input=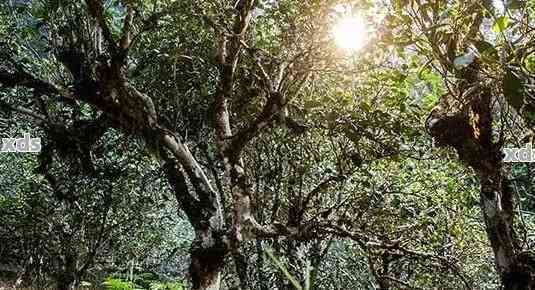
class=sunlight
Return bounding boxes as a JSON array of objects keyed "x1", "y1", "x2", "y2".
[{"x1": 332, "y1": 15, "x2": 368, "y2": 52}]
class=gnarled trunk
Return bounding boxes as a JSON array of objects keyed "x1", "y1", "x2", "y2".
[
  {"x1": 55, "y1": 253, "x2": 79, "y2": 290},
  {"x1": 189, "y1": 230, "x2": 227, "y2": 290},
  {"x1": 427, "y1": 61, "x2": 535, "y2": 289},
  {"x1": 479, "y1": 173, "x2": 535, "y2": 289},
  {"x1": 56, "y1": 275, "x2": 78, "y2": 290},
  {"x1": 163, "y1": 150, "x2": 227, "y2": 290}
]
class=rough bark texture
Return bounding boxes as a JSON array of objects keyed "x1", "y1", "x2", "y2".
[
  {"x1": 427, "y1": 61, "x2": 535, "y2": 289},
  {"x1": 233, "y1": 249, "x2": 250, "y2": 290},
  {"x1": 0, "y1": 1, "x2": 312, "y2": 288},
  {"x1": 189, "y1": 232, "x2": 227, "y2": 290},
  {"x1": 164, "y1": 155, "x2": 227, "y2": 290},
  {"x1": 88, "y1": 3, "x2": 231, "y2": 288},
  {"x1": 55, "y1": 251, "x2": 79, "y2": 290},
  {"x1": 2, "y1": 9, "x2": 230, "y2": 287}
]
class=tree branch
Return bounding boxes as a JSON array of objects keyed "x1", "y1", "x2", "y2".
[
  {"x1": 0, "y1": 69, "x2": 59, "y2": 96},
  {"x1": 86, "y1": 0, "x2": 118, "y2": 54},
  {"x1": 0, "y1": 99, "x2": 48, "y2": 123},
  {"x1": 119, "y1": 4, "x2": 135, "y2": 51}
]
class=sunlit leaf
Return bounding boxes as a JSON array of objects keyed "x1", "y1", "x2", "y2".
[
  {"x1": 492, "y1": 16, "x2": 510, "y2": 33},
  {"x1": 474, "y1": 40, "x2": 498, "y2": 60},
  {"x1": 506, "y1": 0, "x2": 523, "y2": 10}
]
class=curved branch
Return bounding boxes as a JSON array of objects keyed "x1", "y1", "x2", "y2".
[{"x1": 0, "y1": 69, "x2": 59, "y2": 96}]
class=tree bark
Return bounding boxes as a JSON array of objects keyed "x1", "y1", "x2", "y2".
[
  {"x1": 427, "y1": 61, "x2": 535, "y2": 288},
  {"x1": 232, "y1": 249, "x2": 250, "y2": 290},
  {"x1": 163, "y1": 150, "x2": 227, "y2": 290},
  {"x1": 189, "y1": 230, "x2": 227, "y2": 290},
  {"x1": 55, "y1": 252, "x2": 79, "y2": 290},
  {"x1": 479, "y1": 174, "x2": 535, "y2": 289}
]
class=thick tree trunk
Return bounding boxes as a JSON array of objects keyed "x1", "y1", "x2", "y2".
[
  {"x1": 232, "y1": 249, "x2": 250, "y2": 290},
  {"x1": 163, "y1": 147, "x2": 227, "y2": 290},
  {"x1": 3, "y1": 4, "x2": 231, "y2": 289},
  {"x1": 479, "y1": 173, "x2": 535, "y2": 289},
  {"x1": 427, "y1": 69, "x2": 535, "y2": 288},
  {"x1": 426, "y1": 60, "x2": 535, "y2": 288},
  {"x1": 55, "y1": 254, "x2": 78, "y2": 290},
  {"x1": 189, "y1": 230, "x2": 227, "y2": 290},
  {"x1": 56, "y1": 276, "x2": 77, "y2": 290}
]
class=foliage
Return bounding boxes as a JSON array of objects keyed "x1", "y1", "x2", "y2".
[
  {"x1": 1, "y1": 0, "x2": 535, "y2": 289},
  {"x1": 103, "y1": 277, "x2": 141, "y2": 290}
]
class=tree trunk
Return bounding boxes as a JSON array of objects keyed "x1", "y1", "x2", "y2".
[
  {"x1": 55, "y1": 259, "x2": 78, "y2": 290},
  {"x1": 427, "y1": 63, "x2": 535, "y2": 288},
  {"x1": 479, "y1": 173, "x2": 535, "y2": 289},
  {"x1": 55, "y1": 248, "x2": 80, "y2": 290},
  {"x1": 56, "y1": 276, "x2": 77, "y2": 290},
  {"x1": 163, "y1": 152, "x2": 227, "y2": 290},
  {"x1": 232, "y1": 248, "x2": 250, "y2": 290},
  {"x1": 189, "y1": 230, "x2": 227, "y2": 290}
]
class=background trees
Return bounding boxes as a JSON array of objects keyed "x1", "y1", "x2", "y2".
[{"x1": 1, "y1": 0, "x2": 535, "y2": 289}]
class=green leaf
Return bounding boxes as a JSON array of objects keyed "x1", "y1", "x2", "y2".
[
  {"x1": 524, "y1": 53, "x2": 535, "y2": 73},
  {"x1": 503, "y1": 69, "x2": 524, "y2": 110},
  {"x1": 360, "y1": 101, "x2": 371, "y2": 112},
  {"x1": 474, "y1": 40, "x2": 498, "y2": 60},
  {"x1": 492, "y1": 16, "x2": 510, "y2": 33},
  {"x1": 507, "y1": 0, "x2": 523, "y2": 10}
]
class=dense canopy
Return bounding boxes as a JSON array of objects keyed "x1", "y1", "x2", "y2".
[{"x1": 1, "y1": 0, "x2": 535, "y2": 289}]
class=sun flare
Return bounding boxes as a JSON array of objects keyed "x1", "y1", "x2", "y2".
[{"x1": 332, "y1": 15, "x2": 368, "y2": 51}]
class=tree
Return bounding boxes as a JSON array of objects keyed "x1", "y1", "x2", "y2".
[
  {"x1": 1, "y1": 0, "x2": 535, "y2": 289},
  {"x1": 384, "y1": 0, "x2": 535, "y2": 287}
]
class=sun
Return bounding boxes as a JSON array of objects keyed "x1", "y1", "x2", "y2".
[{"x1": 332, "y1": 15, "x2": 368, "y2": 51}]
